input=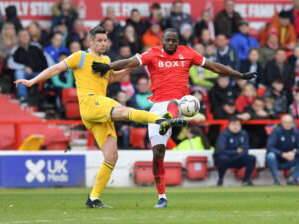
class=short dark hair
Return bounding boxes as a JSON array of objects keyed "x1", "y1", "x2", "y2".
[
  {"x1": 89, "y1": 25, "x2": 107, "y2": 37},
  {"x1": 163, "y1": 28, "x2": 178, "y2": 38}
]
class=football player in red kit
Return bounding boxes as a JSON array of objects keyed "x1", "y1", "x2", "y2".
[{"x1": 92, "y1": 28, "x2": 257, "y2": 208}]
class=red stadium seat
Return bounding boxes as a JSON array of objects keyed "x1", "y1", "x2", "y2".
[
  {"x1": 133, "y1": 161, "x2": 183, "y2": 186},
  {"x1": 62, "y1": 88, "x2": 78, "y2": 104},
  {"x1": 64, "y1": 102, "x2": 80, "y2": 119},
  {"x1": 233, "y1": 167, "x2": 258, "y2": 180},
  {"x1": 61, "y1": 88, "x2": 80, "y2": 119},
  {"x1": 129, "y1": 127, "x2": 147, "y2": 149},
  {"x1": 185, "y1": 156, "x2": 208, "y2": 180}
]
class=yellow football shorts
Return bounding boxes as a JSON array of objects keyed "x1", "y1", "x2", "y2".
[{"x1": 79, "y1": 94, "x2": 120, "y2": 148}]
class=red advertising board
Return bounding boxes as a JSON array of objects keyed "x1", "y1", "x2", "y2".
[{"x1": 0, "y1": 0, "x2": 293, "y2": 27}]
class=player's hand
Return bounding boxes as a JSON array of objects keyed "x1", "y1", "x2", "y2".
[
  {"x1": 92, "y1": 61, "x2": 110, "y2": 76},
  {"x1": 241, "y1": 72, "x2": 258, "y2": 80},
  {"x1": 14, "y1": 79, "x2": 34, "y2": 87}
]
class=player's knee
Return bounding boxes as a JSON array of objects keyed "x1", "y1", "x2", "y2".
[{"x1": 104, "y1": 150, "x2": 118, "y2": 164}]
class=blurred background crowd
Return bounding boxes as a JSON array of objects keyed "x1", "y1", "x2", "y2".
[{"x1": 1, "y1": 0, "x2": 299, "y2": 150}]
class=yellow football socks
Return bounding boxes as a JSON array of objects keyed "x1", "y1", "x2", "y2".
[
  {"x1": 90, "y1": 161, "x2": 114, "y2": 200},
  {"x1": 128, "y1": 109, "x2": 161, "y2": 124}
]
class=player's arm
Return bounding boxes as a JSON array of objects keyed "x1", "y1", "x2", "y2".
[
  {"x1": 203, "y1": 60, "x2": 257, "y2": 80},
  {"x1": 92, "y1": 56, "x2": 140, "y2": 75},
  {"x1": 14, "y1": 61, "x2": 67, "y2": 87},
  {"x1": 109, "y1": 69, "x2": 132, "y2": 83}
]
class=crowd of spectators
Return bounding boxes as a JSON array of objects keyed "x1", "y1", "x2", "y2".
[{"x1": 1, "y1": 0, "x2": 299, "y2": 149}]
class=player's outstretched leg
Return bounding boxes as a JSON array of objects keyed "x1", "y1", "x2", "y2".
[
  {"x1": 86, "y1": 136, "x2": 117, "y2": 208},
  {"x1": 152, "y1": 144, "x2": 167, "y2": 208},
  {"x1": 111, "y1": 106, "x2": 185, "y2": 135}
]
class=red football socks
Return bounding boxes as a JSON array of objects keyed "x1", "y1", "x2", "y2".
[{"x1": 153, "y1": 157, "x2": 166, "y2": 194}]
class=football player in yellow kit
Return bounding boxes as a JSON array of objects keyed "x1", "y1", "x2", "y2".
[{"x1": 15, "y1": 25, "x2": 181, "y2": 208}]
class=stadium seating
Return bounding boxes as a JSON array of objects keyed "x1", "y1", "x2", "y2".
[
  {"x1": 18, "y1": 134, "x2": 45, "y2": 151},
  {"x1": 129, "y1": 127, "x2": 147, "y2": 149},
  {"x1": 0, "y1": 94, "x2": 69, "y2": 150},
  {"x1": 185, "y1": 156, "x2": 208, "y2": 180},
  {"x1": 133, "y1": 161, "x2": 183, "y2": 186},
  {"x1": 61, "y1": 88, "x2": 80, "y2": 119}
]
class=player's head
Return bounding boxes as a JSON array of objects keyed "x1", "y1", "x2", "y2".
[
  {"x1": 162, "y1": 28, "x2": 179, "y2": 55},
  {"x1": 88, "y1": 25, "x2": 108, "y2": 55}
]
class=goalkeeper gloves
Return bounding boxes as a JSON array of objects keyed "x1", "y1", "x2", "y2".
[
  {"x1": 92, "y1": 61, "x2": 111, "y2": 76},
  {"x1": 241, "y1": 71, "x2": 258, "y2": 80}
]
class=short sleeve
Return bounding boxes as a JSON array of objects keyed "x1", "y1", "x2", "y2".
[
  {"x1": 136, "y1": 49, "x2": 153, "y2": 66},
  {"x1": 64, "y1": 51, "x2": 82, "y2": 69},
  {"x1": 189, "y1": 47, "x2": 206, "y2": 66}
]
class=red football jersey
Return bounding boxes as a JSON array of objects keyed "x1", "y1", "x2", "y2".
[{"x1": 136, "y1": 45, "x2": 205, "y2": 102}]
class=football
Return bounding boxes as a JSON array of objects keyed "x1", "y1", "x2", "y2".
[{"x1": 179, "y1": 95, "x2": 200, "y2": 117}]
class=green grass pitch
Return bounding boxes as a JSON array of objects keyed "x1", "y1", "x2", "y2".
[{"x1": 0, "y1": 187, "x2": 299, "y2": 224}]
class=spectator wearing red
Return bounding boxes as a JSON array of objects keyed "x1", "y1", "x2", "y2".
[
  {"x1": 142, "y1": 22, "x2": 163, "y2": 48},
  {"x1": 235, "y1": 83, "x2": 256, "y2": 112}
]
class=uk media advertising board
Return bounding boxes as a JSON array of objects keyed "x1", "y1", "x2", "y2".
[{"x1": 0, "y1": 154, "x2": 85, "y2": 188}]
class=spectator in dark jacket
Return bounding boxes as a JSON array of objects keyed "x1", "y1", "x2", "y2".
[
  {"x1": 214, "y1": 117, "x2": 256, "y2": 186},
  {"x1": 5, "y1": 5, "x2": 22, "y2": 32},
  {"x1": 215, "y1": 34, "x2": 239, "y2": 69},
  {"x1": 288, "y1": 45, "x2": 299, "y2": 85},
  {"x1": 262, "y1": 49, "x2": 294, "y2": 90},
  {"x1": 126, "y1": 8, "x2": 148, "y2": 37},
  {"x1": 209, "y1": 76, "x2": 237, "y2": 118},
  {"x1": 266, "y1": 114, "x2": 299, "y2": 185},
  {"x1": 230, "y1": 21, "x2": 259, "y2": 62},
  {"x1": 240, "y1": 48, "x2": 263, "y2": 86},
  {"x1": 8, "y1": 29, "x2": 48, "y2": 102},
  {"x1": 193, "y1": 9, "x2": 215, "y2": 41},
  {"x1": 214, "y1": 0, "x2": 242, "y2": 37},
  {"x1": 51, "y1": 0, "x2": 78, "y2": 32},
  {"x1": 164, "y1": 0, "x2": 192, "y2": 30},
  {"x1": 264, "y1": 79, "x2": 288, "y2": 114}
]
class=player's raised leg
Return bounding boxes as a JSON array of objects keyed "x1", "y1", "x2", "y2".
[
  {"x1": 86, "y1": 135, "x2": 117, "y2": 208},
  {"x1": 111, "y1": 106, "x2": 176, "y2": 135}
]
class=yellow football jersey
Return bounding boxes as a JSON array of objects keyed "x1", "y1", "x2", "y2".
[{"x1": 64, "y1": 50, "x2": 111, "y2": 97}]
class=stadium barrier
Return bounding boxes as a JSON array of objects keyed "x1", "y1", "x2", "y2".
[
  {"x1": 0, "y1": 150, "x2": 271, "y2": 188},
  {"x1": 0, "y1": 119, "x2": 289, "y2": 149}
]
